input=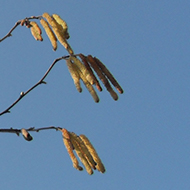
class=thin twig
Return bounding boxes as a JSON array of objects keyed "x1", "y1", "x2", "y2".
[
  {"x1": 0, "y1": 55, "x2": 69, "y2": 116},
  {"x1": 0, "y1": 22, "x2": 20, "y2": 42},
  {"x1": 0, "y1": 16, "x2": 41, "y2": 42},
  {"x1": 0, "y1": 126, "x2": 62, "y2": 136},
  {"x1": 28, "y1": 126, "x2": 62, "y2": 132}
]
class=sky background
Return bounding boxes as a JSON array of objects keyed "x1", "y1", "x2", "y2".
[{"x1": 0, "y1": 1, "x2": 190, "y2": 189}]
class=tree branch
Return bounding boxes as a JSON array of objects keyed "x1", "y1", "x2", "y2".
[
  {"x1": 0, "y1": 126, "x2": 62, "y2": 136},
  {"x1": 0, "y1": 55, "x2": 69, "y2": 116},
  {"x1": 0, "y1": 16, "x2": 41, "y2": 42},
  {"x1": 0, "y1": 14, "x2": 124, "y2": 116}
]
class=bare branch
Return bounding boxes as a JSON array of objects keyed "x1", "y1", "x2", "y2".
[
  {"x1": 0, "y1": 21, "x2": 20, "y2": 42},
  {"x1": 0, "y1": 126, "x2": 62, "y2": 136},
  {"x1": 0, "y1": 16, "x2": 42, "y2": 43},
  {"x1": 0, "y1": 55, "x2": 69, "y2": 116}
]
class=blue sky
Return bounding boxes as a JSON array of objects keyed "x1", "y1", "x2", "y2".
[{"x1": 0, "y1": 1, "x2": 190, "y2": 189}]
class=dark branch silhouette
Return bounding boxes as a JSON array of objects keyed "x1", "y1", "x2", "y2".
[
  {"x1": 0, "y1": 55, "x2": 69, "y2": 116},
  {"x1": 0, "y1": 126, "x2": 61, "y2": 136},
  {"x1": 0, "y1": 16, "x2": 41, "y2": 42}
]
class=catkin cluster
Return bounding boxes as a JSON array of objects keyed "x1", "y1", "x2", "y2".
[
  {"x1": 66, "y1": 54, "x2": 124, "y2": 102},
  {"x1": 62, "y1": 128, "x2": 105, "y2": 175},
  {"x1": 20, "y1": 12, "x2": 73, "y2": 54},
  {"x1": 1, "y1": 12, "x2": 125, "y2": 177},
  {"x1": 20, "y1": 12, "x2": 123, "y2": 102}
]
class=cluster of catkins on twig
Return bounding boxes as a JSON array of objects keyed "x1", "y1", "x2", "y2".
[
  {"x1": 19, "y1": 12, "x2": 123, "y2": 102},
  {"x1": 62, "y1": 128, "x2": 105, "y2": 175},
  {"x1": 0, "y1": 12, "x2": 124, "y2": 175},
  {"x1": 66, "y1": 54, "x2": 123, "y2": 102},
  {"x1": 20, "y1": 127, "x2": 105, "y2": 175},
  {"x1": 20, "y1": 12, "x2": 72, "y2": 53}
]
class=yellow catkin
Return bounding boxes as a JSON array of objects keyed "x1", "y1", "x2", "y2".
[
  {"x1": 52, "y1": 14, "x2": 70, "y2": 39},
  {"x1": 79, "y1": 134, "x2": 106, "y2": 173},
  {"x1": 78, "y1": 68, "x2": 100, "y2": 103},
  {"x1": 53, "y1": 31, "x2": 73, "y2": 54},
  {"x1": 30, "y1": 21, "x2": 43, "y2": 41},
  {"x1": 40, "y1": 18, "x2": 57, "y2": 51},
  {"x1": 42, "y1": 12, "x2": 58, "y2": 28},
  {"x1": 70, "y1": 56, "x2": 95, "y2": 85},
  {"x1": 42, "y1": 12, "x2": 74, "y2": 54},
  {"x1": 30, "y1": 21, "x2": 42, "y2": 34},
  {"x1": 70, "y1": 132, "x2": 93, "y2": 175},
  {"x1": 76, "y1": 135, "x2": 96, "y2": 170},
  {"x1": 66, "y1": 58, "x2": 82, "y2": 92},
  {"x1": 62, "y1": 129, "x2": 83, "y2": 171},
  {"x1": 87, "y1": 55, "x2": 118, "y2": 101},
  {"x1": 94, "y1": 57, "x2": 124, "y2": 94}
]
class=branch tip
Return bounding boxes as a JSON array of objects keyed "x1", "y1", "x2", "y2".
[
  {"x1": 16, "y1": 132, "x2": 20, "y2": 136},
  {"x1": 41, "y1": 80, "x2": 47, "y2": 84}
]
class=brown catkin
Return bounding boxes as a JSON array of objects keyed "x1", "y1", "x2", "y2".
[
  {"x1": 87, "y1": 55, "x2": 118, "y2": 100},
  {"x1": 94, "y1": 57, "x2": 124, "y2": 94},
  {"x1": 62, "y1": 129, "x2": 83, "y2": 171},
  {"x1": 78, "y1": 54, "x2": 102, "y2": 91}
]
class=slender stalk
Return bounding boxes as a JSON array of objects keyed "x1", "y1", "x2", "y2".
[
  {"x1": 0, "y1": 16, "x2": 41, "y2": 42},
  {"x1": 0, "y1": 126, "x2": 62, "y2": 136},
  {"x1": 0, "y1": 55, "x2": 69, "y2": 116}
]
